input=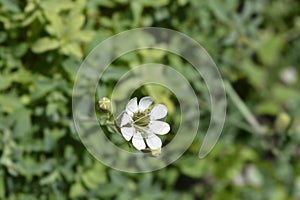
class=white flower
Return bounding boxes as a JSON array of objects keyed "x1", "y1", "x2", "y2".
[{"x1": 116, "y1": 96, "x2": 170, "y2": 150}]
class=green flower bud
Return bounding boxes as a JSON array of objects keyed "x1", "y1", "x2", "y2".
[{"x1": 275, "y1": 112, "x2": 291, "y2": 133}]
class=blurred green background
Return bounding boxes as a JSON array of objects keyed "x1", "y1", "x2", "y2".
[{"x1": 1, "y1": 0, "x2": 300, "y2": 199}]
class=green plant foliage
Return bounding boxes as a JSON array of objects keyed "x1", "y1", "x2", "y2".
[{"x1": 0, "y1": 0, "x2": 300, "y2": 199}]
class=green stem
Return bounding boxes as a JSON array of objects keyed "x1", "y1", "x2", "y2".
[{"x1": 225, "y1": 80, "x2": 265, "y2": 135}]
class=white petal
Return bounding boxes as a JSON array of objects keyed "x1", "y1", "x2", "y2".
[
  {"x1": 149, "y1": 121, "x2": 170, "y2": 135},
  {"x1": 146, "y1": 134, "x2": 162, "y2": 149},
  {"x1": 138, "y1": 96, "x2": 153, "y2": 112},
  {"x1": 132, "y1": 132, "x2": 146, "y2": 150},
  {"x1": 150, "y1": 104, "x2": 168, "y2": 120},
  {"x1": 120, "y1": 127, "x2": 134, "y2": 141},
  {"x1": 126, "y1": 97, "x2": 138, "y2": 115},
  {"x1": 120, "y1": 113, "x2": 132, "y2": 127},
  {"x1": 115, "y1": 111, "x2": 125, "y2": 127}
]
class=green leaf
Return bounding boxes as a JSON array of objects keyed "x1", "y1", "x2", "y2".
[
  {"x1": 40, "y1": 0, "x2": 74, "y2": 12},
  {"x1": 13, "y1": 43, "x2": 28, "y2": 58},
  {"x1": 0, "y1": 171, "x2": 4, "y2": 198},
  {"x1": 257, "y1": 32, "x2": 284, "y2": 66},
  {"x1": 12, "y1": 68, "x2": 33, "y2": 84},
  {"x1": 75, "y1": 30, "x2": 95, "y2": 42},
  {"x1": 69, "y1": 181, "x2": 86, "y2": 198},
  {"x1": 1, "y1": 0, "x2": 21, "y2": 12},
  {"x1": 12, "y1": 108, "x2": 32, "y2": 139},
  {"x1": 22, "y1": 11, "x2": 39, "y2": 26},
  {"x1": 61, "y1": 43, "x2": 82, "y2": 58},
  {"x1": 82, "y1": 162, "x2": 107, "y2": 189},
  {"x1": 130, "y1": 2, "x2": 143, "y2": 27},
  {"x1": 62, "y1": 57, "x2": 81, "y2": 79},
  {"x1": 272, "y1": 84, "x2": 300, "y2": 102},
  {"x1": 177, "y1": 156, "x2": 206, "y2": 178},
  {"x1": 0, "y1": 94, "x2": 23, "y2": 113},
  {"x1": 208, "y1": 0, "x2": 230, "y2": 23},
  {"x1": 69, "y1": 15, "x2": 85, "y2": 32},
  {"x1": 0, "y1": 75, "x2": 12, "y2": 91},
  {"x1": 255, "y1": 101, "x2": 280, "y2": 115},
  {"x1": 240, "y1": 60, "x2": 266, "y2": 89},
  {"x1": 31, "y1": 37, "x2": 60, "y2": 53},
  {"x1": 44, "y1": 12, "x2": 64, "y2": 36},
  {"x1": 39, "y1": 170, "x2": 59, "y2": 185},
  {"x1": 101, "y1": 66, "x2": 128, "y2": 82},
  {"x1": 0, "y1": 32, "x2": 7, "y2": 43},
  {"x1": 97, "y1": 184, "x2": 120, "y2": 198}
]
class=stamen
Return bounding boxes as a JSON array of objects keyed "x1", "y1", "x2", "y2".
[
  {"x1": 133, "y1": 113, "x2": 150, "y2": 123},
  {"x1": 133, "y1": 124, "x2": 153, "y2": 138}
]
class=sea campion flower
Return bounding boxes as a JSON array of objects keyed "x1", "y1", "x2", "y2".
[{"x1": 116, "y1": 96, "x2": 170, "y2": 151}]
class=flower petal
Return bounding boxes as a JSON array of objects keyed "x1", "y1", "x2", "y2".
[
  {"x1": 115, "y1": 111, "x2": 125, "y2": 127},
  {"x1": 126, "y1": 97, "x2": 138, "y2": 115},
  {"x1": 150, "y1": 104, "x2": 168, "y2": 120},
  {"x1": 120, "y1": 113, "x2": 132, "y2": 127},
  {"x1": 146, "y1": 134, "x2": 162, "y2": 149},
  {"x1": 149, "y1": 121, "x2": 170, "y2": 135},
  {"x1": 120, "y1": 127, "x2": 134, "y2": 141},
  {"x1": 138, "y1": 96, "x2": 153, "y2": 112},
  {"x1": 132, "y1": 132, "x2": 146, "y2": 150}
]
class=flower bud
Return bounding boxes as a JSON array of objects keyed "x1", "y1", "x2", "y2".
[
  {"x1": 275, "y1": 112, "x2": 291, "y2": 133},
  {"x1": 98, "y1": 97, "x2": 111, "y2": 113},
  {"x1": 150, "y1": 148, "x2": 161, "y2": 157},
  {"x1": 142, "y1": 147, "x2": 161, "y2": 157}
]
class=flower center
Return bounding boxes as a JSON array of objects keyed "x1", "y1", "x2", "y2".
[{"x1": 132, "y1": 112, "x2": 150, "y2": 127}]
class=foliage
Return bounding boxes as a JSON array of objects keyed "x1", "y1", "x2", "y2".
[{"x1": 0, "y1": 0, "x2": 300, "y2": 199}]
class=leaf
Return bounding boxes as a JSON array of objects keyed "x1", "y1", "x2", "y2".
[
  {"x1": 39, "y1": 170, "x2": 59, "y2": 185},
  {"x1": 44, "y1": 12, "x2": 64, "y2": 36},
  {"x1": 30, "y1": 77, "x2": 58, "y2": 101},
  {"x1": 165, "y1": 168, "x2": 178, "y2": 187},
  {"x1": 69, "y1": 181, "x2": 86, "y2": 198},
  {"x1": 0, "y1": 171, "x2": 4, "y2": 198},
  {"x1": 272, "y1": 84, "x2": 300, "y2": 102},
  {"x1": 82, "y1": 162, "x2": 107, "y2": 189},
  {"x1": 295, "y1": 177, "x2": 300, "y2": 197},
  {"x1": 31, "y1": 37, "x2": 60, "y2": 53},
  {"x1": 75, "y1": 30, "x2": 95, "y2": 42},
  {"x1": 62, "y1": 57, "x2": 81, "y2": 79},
  {"x1": 140, "y1": 0, "x2": 169, "y2": 7},
  {"x1": 255, "y1": 101, "x2": 280, "y2": 115},
  {"x1": 0, "y1": 94, "x2": 23, "y2": 113},
  {"x1": 138, "y1": 173, "x2": 152, "y2": 191},
  {"x1": 0, "y1": 75, "x2": 12, "y2": 91},
  {"x1": 257, "y1": 32, "x2": 284, "y2": 66},
  {"x1": 12, "y1": 108, "x2": 32, "y2": 139},
  {"x1": 13, "y1": 43, "x2": 28, "y2": 58},
  {"x1": 21, "y1": 11, "x2": 39, "y2": 26},
  {"x1": 40, "y1": 0, "x2": 74, "y2": 12},
  {"x1": 69, "y1": 15, "x2": 85, "y2": 32},
  {"x1": 0, "y1": 32, "x2": 7, "y2": 43},
  {"x1": 61, "y1": 43, "x2": 82, "y2": 58},
  {"x1": 1, "y1": 0, "x2": 21, "y2": 12},
  {"x1": 101, "y1": 66, "x2": 128, "y2": 82},
  {"x1": 208, "y1": 0, "x2": 230, "y2": 23},
  {"x1": 109, "y1": 170, "x2": 128, "y2": 187},
  {"x1": 177, "y1": 156, "x2": 206, "y2": 178},
  {"x1": 130, "y1": 1, "x2": 143, "y2": 27},
  {"x1": 240, "y1": 60, "x2": 266, "y2": 89},
  {"x1": 97, "y1": 184, "x2": 120, "y2": 198},
  {"x1": 12, "y1": 68, "x2": 33, "y2": 84}
]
